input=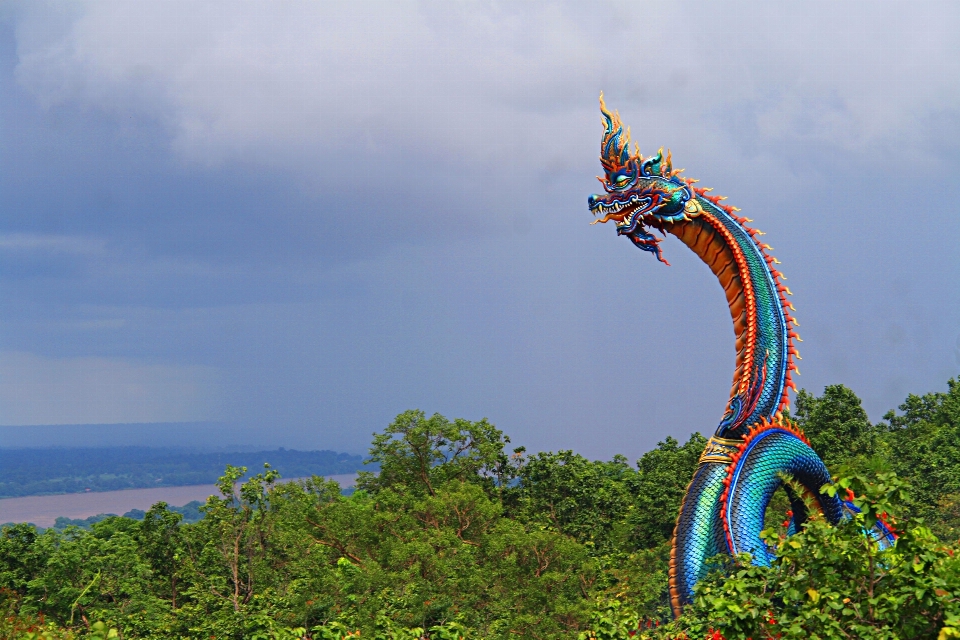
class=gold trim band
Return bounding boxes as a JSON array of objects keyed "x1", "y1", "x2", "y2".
[{"x1": 698, "y1": 436, "x2": 742, "y2": 465}]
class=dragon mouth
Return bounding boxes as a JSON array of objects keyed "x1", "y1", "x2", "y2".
[
  {"x1": 589, "y1": 195, "x2": 651, "y2": 227},
  {"x1": 588, "y1": 191, "x2": 671, "y2": 264}
]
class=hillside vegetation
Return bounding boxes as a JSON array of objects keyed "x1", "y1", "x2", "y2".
[
  {"x1": 0, "y1": 448, "x2": 364, "y2": 498},
  {"x1": 1, "y1": 380, "x2": 959, "y2": 639}
]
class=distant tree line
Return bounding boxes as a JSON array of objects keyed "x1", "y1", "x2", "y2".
[
  {"x1": 0, "y1": 379, "x2": 958, "y2": 638},
  {"x1": 0, "y1": 448, "x2": 365, "y2": 498},
  {"x1": 36, "y1": 502, "x2": 207, "y2": 534}
]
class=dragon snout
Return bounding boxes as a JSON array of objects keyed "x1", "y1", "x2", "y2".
[{"x1": 587, "y1": 194, "x2": 602, "y2": 211}]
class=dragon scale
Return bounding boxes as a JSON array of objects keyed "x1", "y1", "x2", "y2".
[{"x1": 585, "y1": 95, "x2": 885, "y2": 617}]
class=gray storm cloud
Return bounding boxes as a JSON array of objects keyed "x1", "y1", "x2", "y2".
[
  {"x1": 2, "y1": 1, "x2": 959, "y2": 456},
  {"x1": 14, "y1": 2, "x2": 959, "y2": 167}
]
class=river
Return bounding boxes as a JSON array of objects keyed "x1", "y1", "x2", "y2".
[{"x1": 0, "y1": 474, "x2": 358, "y2": 528}]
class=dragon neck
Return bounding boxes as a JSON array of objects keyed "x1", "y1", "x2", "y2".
[{"x1": 667, "y1": 195, "x2": 798, "y2": 439}]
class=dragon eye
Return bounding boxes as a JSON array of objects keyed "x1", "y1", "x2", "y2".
[{"x1": 616, "y1": 175, "x2": 629, "y2": 184}]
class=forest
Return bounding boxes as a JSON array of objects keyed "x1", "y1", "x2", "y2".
[
  {"x1": 1, "y1": 380, "x2": 959, "y2": 639},
  {"x1": 0, "y1": 449, "x2": 365, "y2": 498}
]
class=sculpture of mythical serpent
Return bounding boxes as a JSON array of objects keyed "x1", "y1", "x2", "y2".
[{"x1": 587, "y1": 95, "x2": 892, "y2": 616}]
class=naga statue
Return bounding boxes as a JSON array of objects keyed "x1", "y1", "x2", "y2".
[{"x1": 587, "y1": 95, "x2": 893, "y2": 616}]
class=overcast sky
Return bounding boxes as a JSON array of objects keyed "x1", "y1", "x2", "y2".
[{"x1": 1, "y1": 1, "x2": 958, "y2": 458}]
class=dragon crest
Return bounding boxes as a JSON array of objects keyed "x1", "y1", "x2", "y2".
[{"x1": 588, "y1": 93, "x2": 703, "y2": 264}]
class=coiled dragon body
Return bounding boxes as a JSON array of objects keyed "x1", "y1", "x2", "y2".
[{"x1": 587, "y1": 96, "x2": 892, "y2": 616}]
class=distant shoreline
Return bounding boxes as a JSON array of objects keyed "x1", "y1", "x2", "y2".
[
  {"x1": 0, "y1": 473, "x2": 358, "y2": 528},
  {"x1": 0, "y1": 446, "x2": 368, "y2": 498}
]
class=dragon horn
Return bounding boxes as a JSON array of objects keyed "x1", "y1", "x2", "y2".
[{"x1": 599, "y1": 92, "x2": 631, "y2": 170}]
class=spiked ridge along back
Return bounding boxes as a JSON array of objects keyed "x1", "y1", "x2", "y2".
[
  {"x1": 701, "y1": 198, "x2": 802, "y2": 412},
  {"x1": 693, "y1": 188, "x2": 802, "y2": 414},
  {"x1": 666, "y1": 187, "x2": 797, "y2": 432}
]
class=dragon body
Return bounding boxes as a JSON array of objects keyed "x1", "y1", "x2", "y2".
[{"x1": 587, "y1": 96, "x2": 892, "y2": 616}]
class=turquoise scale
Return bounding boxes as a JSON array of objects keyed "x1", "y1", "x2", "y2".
[
  {"x1": 723, "y1": 427, "x2": 843, "y2": 564},
  {"x1": 702, "y1": 199, "x2": 789, "y2": 437},
  {"x1": 670, "y1": 461, "x2": 729, "y2": 603}
]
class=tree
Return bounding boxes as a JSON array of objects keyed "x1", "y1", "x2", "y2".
[
  {"x1": 794, "y1": 385, "x2": 874, "y2": 465},
  {"x1": 185, "y1": 464, "x2": 280, "y2": 614},
  {"x1": 357, "y1": 410, "x2": 516, "y2": 498},
  {"x1": 881, "y1": 378, "x2": 960, "y2": 539},
  {"x1": 882, "y1": 378, "x2": 960, "y2": 431},
  {"x1": 509, "y1": 450, "x2": 634, "y2": 554},
  {"x1": 626, "y1": 434, "x2": 707, "y2": 550},
  {"x1": 136, "y1": 502, "x2": 184, "y2": 608},
  {"x1": 0, "y1": 523, "x2": 49, "y2": 596},
  {"x1": 4, "y1": 390, "x2": 960, "y2": 639}
]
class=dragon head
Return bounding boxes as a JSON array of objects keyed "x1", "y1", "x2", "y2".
[{"x1": 588, "y1": 94, "x2": 700, "y2": 264}]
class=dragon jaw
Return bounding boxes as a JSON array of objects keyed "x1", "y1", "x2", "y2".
[{"x1": 588, "y1": 94, "x2": 700, "y2": 264}]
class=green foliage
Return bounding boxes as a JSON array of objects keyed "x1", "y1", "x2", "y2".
[
  {"x1": 123, "y1": 500, "x2": 205, "y2": 525},
  {"x1": 357, "y1": 410, "x2": 515, "y2": 498},
  {"x1": 627, "y1": 434, "x2": 707, "y2": 550},
  {"x1": 303, "y1": 476, "x2": 595, "y2": 636},
  {"x1": 793, "y1": 384, "x2": 874, "y2": 465},
  {"x1": 2, "y1": 382, "x2": 960, "y2": 638},
  {"x1": 509, "y1": 450, "x2": 635, "y2": 553},
  {"x1": 578, "y1": 599, "x2": 641, "y2": 640},
  {"x1": 0, "y1": 588, "x2": 122, "y2": 639},
  {"x1": 880, "y1": 378, "x2": 960, "y2": 539},
  {"x1": 506, "y1": 434, "x2": 705, "y2": 556},
  {"x1": 671, "y1": 472, "x2": 960, "y2": 640},
  {"x1": 48, "y1": 515, "x2": 116, "y2": 533}
]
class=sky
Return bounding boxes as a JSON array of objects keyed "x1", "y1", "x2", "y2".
[{"x1": 1, "y1": 1, "x2": 959, "y2": 459}]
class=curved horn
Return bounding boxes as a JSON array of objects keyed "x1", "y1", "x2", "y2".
[{"x1": 599, "y1": 93, "x2": 633, "y2": 171}]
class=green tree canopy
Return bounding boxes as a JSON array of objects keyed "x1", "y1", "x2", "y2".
[
  {"x1": 2, "y1": 381, "x2": 960, "y2": 639},
  {"x1": 793, "y1": 384, "x2": 874, "y2": 464},
  {"x1": 356, "y1": 410, "x2": 516, "y2": 498}
]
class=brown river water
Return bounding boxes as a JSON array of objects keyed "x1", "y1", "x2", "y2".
[{"x1": 0, "y1": 474, "x2": 357, "y2": 528}]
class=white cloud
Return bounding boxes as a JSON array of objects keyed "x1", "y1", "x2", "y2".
[
  {"x1": 13, "y1": 1, "x2": 959, "y2": 172},
  {"x1": 0, "y1": 351, "x2": 221, "y2": 425}
]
